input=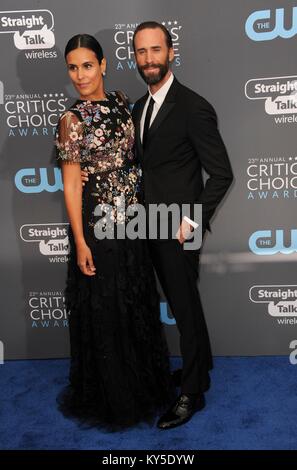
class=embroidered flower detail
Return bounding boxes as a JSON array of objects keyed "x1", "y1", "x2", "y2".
[
  {"x1": 87, "y1": 166, "x2": 95, "y2": 174},
  {"x1": 116, "y1": 212, "x2": 125, "y2": 223},
  {"x1": 113, "y1": 196, "x2": 123, "y2": 206},
  {"x1": 115, "y1": 157, "x2": 123, "y2": 167},
  {"x1": 69, "y1": 131, "x2": 78, "y2": 141},
  {"x1": 100, "y1": 106, "x2": 110, "y2": 114},
  {"x1": 95, "y1": 128, "x2": 103, "y2": 137}
]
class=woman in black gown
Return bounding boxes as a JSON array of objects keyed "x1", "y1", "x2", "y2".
[{"x1": 55, "y1": 34, "x2": 174, "y2": 429}]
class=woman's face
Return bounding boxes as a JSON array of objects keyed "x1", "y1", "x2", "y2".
[{"x1": 66, "y1": 47, "x2": 106, "y2": 100}]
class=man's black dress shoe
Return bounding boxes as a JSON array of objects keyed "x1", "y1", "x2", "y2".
[{"x1": 157, "y1": 393, "x2": 205, "y2": 430}]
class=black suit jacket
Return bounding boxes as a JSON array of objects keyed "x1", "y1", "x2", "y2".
[{"x1": 132, "y1": 78, "x2": 233, "y2": 232}]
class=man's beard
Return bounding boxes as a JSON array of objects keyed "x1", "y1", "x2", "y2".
[{"x1": 137, "y1": 60, "x2": 169, "y2": 85}]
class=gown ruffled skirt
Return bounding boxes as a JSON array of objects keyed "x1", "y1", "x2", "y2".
[{"x1": 57, "y1": 229, "x2": 175, "y2": 430}]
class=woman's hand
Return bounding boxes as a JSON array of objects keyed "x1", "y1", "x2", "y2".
[
  {"x1": 76, "y1": 240, "x2": 96, "y2": 276},
  {"x1": 81, "y1": 170, "x2": 89, "y2": 186}
]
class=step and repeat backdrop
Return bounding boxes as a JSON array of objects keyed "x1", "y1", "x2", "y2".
[{"x1": 1, "y1": 0, "x2": 296, "y2": 359}]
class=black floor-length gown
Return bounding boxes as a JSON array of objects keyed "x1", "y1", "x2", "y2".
[{"x1": 55, "y1": 92, "x2": 174, "y2": 429}]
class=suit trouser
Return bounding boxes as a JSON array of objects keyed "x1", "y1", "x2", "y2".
[{"x1": 149, "y1": 239, "x2": 213, "y2": 395}]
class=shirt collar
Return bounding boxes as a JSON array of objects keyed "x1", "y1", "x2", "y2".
[{"x1": 148, "y1": 72, "x2": 174, "y2": 105}]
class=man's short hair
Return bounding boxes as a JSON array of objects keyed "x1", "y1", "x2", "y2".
[{"x1": 133, "y1": 21, "x2": 173, "y2": 51}]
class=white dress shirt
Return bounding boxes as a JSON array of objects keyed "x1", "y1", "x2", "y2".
[{"x1": 140, "y1": 72, "x2": 174, "y2": 141}]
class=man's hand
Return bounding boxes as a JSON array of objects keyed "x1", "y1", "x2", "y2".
[
  {"x1": 176, "y1": 219, "x2": 194, "y2": 244},
  {"x1": 81, "y1": 169, "x2": 89, "y2": 186}
]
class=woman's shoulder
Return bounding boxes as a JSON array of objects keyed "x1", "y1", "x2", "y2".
[
  {"x1": 58, "y1": 102, "x2": 82, "y2": 125},
  {"x1": 110, "y1": 90, "x2": 130, "y2": 108}
]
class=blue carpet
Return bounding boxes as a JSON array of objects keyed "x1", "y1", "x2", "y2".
[{"x1": 0, "y1": 356, "x2": 296, "y2": 450}]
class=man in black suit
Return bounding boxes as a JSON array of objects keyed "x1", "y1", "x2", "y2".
[{"x1": 131, "y1": 22, "x2": 233, "y2": 430}]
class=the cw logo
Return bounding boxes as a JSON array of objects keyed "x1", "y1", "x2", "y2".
[
  {"x1": 15, "y1": 167, "x2": 63, "y2": 193},
  {"x1": 246, "y1": 7, "x2": 297, "y2": 41},
  {"x1": 249, "y1": 230, "x2": 297, "y2": 255}
]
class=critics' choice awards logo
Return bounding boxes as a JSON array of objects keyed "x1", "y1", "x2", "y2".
[
  {"x1": 113, "y1": 20, "x2": 182, "y2": 71},
  {"x1": 249, "y1": 229, "x2": 297, "y2": 255},
  {"x1": 15, "y1": 167, "x2": 63, "y2": 193},
  {"x1": 0, "y1": 9, "x2": 57, "y2": 58},
  {"x1": 246, "y1": 156, "x2": 297, "y2": 200},
  {"x1": 245, "y1": 76, "x2": 297, "y2": 125},
  {"x1": 3, "y1": 91, "x2": 68, "y2": 137},
  {"x1": 28, "y1": 291, "x2": 69, "y2": 329},
  {"x1": 20, "y1": 223, "x2": 69, "y2": 263},
  {"x1": 249, "y1": 285, "x2": 297, "y2": 325},
  {"x1": 245, "y1": 6, "x2": 297, "y2": 41}
]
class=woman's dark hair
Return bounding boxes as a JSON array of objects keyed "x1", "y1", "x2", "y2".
[{"x1": 64, "y1": 34, "x2": 104, "y2": 64}]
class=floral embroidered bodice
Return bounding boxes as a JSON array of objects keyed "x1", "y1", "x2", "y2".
[{"x1": 56, "y1": 92, "x2": 141, "y2": 233}]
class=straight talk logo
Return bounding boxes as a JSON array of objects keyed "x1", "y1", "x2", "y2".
[
  {"x1": 20, "y1": 223, "x2": 69, "y2": 263},
  {"x1": 0, "y1": 10, "x2": 57, "y2": 59},
  {"x1": 245, "y1": 75, "x2": 297, "y2": 125},
  {"x1": 250, "y1": 285, "x2": 297, "y2": 326}
]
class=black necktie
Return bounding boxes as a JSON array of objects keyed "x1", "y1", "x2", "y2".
[{"x1": 142, "y1": 97, "x2": 155, "y2": 149}]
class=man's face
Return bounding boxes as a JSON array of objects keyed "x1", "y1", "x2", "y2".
[{"x1": 134, "y1": 28, "x2": 174, "y2": 86}]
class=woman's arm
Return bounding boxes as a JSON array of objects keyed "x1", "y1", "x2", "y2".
[
  {"x1": 61, "y1": 161, "x2": 84, "y2": 246},
  {"x1": 56, "y1": 112, "x2": 96, "y2": 276}
]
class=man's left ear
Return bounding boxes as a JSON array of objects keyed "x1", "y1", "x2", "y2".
[{"x1": 169, "y1": 48, "x2": 175, "y2": 63}]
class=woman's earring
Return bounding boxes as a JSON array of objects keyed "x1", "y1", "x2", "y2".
[{"x1": 102, "y1": 71, "x2": 106, "y2": 77}]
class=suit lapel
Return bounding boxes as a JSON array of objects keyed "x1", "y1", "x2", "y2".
[
  {"x1": 146, "y1": 102, "x2": 174, "y2": 143},
  {"x1": 144, "y1": 78, "x2": 179, "y2": 155},
  {"x1": 133, "y1": 78, "x2": 180, "y2": 160},
  {"x1": 133, "y1": 93, "x2": 148, "y2": 161}
]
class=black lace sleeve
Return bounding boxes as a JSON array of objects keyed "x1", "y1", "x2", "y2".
[
  {"x1": 55, "y1": 111, "x2": 84, "y2": 164},
  {"x1": 115, "y1": 90, "x2": 130, "y2": 109}
]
